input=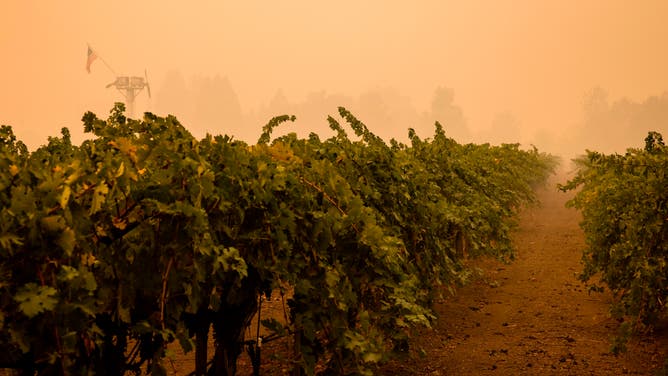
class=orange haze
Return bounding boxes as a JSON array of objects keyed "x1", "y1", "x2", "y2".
[{"x1": 2, "y1": 1, "x2": 668, "y2": 156}]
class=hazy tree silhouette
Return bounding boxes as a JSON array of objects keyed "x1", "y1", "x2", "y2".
[
  {"x1": 477, "y1": 111, "x2": 522, "y2": 145},
  {"x1": 571, "y1": 87, "x2": 668, "y2": 154},
  {"x1": 156, "y1": 70, "x2": 192, "y2": 123},
  {"x1": 422, "y1": 86, "x2": 471, "y2": 142},
  {"x1": 156, "y1": 72, "x2": 247, "y2": 139}
]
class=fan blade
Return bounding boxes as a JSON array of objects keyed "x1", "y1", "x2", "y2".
[{"x1": 144, "y1": 69, "x2": 151, "y2": 98}]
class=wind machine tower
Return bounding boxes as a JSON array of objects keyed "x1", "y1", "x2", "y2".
[
  {"x1": 87, "y1": 44, "x2": 151, "y2": 118},
  {"x1": 105, "y1": 71, "x2": 152, "y2": 118}
]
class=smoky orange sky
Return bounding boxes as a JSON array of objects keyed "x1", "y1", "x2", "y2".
[{"x1": 2, "y1": 1, "x2": 668, "y2": 155}]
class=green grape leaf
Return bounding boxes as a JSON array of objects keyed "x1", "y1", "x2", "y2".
[
  {"x1": 59, "y1": 265, "x2": 79, "y2": 281},
  {"x1": 14, "y1": 283, "x2": 58, "y2": 318},
  {"x1": 0, "y1": 233, "x2": 23, "y2": 252},
  {"x1": 41, "y1": 215, "x2": 65, "y2": 233},
  {"x1": 9, "y1": 329, "x2": 30, "y2": 353},
  {"x1": 57, "y1": 227, "x2": 76, "y2": 256},
  {"x1": 81, "y1": 270, "x2": 97, "y2": 291}
]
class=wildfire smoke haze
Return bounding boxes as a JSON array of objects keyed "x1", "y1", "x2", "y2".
[{"x1": 2, "y1": 1, "x2": 667, "y2": 157}]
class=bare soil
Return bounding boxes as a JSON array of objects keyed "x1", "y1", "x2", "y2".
[{"x1": 167, "y1": 172, "x2": 668, "y2": 375}]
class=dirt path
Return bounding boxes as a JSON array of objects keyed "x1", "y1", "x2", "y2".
[{"x1": 378, "y1": 174, "x2": 668, "y2": 375}]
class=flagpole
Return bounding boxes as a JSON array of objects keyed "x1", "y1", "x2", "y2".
[{"x1": 88, "y1": 43, "x2": 117, "y2": 76}]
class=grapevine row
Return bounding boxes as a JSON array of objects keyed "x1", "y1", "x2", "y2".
[
  {"x1": 0, "y1": 103, "x2": 557, "y2": 375},
  {"x1": 560, "y1": 131, "x2": 668, "y2": 352}
]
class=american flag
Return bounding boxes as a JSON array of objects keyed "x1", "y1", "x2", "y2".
[{"x1": 86, "y1": 45, "x2": 97, "y2": 73}]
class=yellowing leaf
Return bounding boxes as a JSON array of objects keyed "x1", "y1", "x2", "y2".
[
  {"x1": 112, "y1": 216, "x2": 127, "y2": 230},
  {"x1": 115, "y1": 162, "x2": 125, "y2": 178},
  {"x1": 362, "y1": 351, "x2": 383, "y2": 363},
  {"x1": 60, "y1": 185, "x2": 71, "y2": 209},
  {"x1": 90, "y1": 183, "x2": 109, "y2": 214},
  {"x1": 115, "y1": 138, "x2": 138, "y2": 163},
  {"x1": 81, "y1": 253, "x2": 98, "y2": 267},
  {"x1": 64, "y1": 169, "x2": 81, "y2": 185},
  {"x1": 9, "y1": 164, "x2": 19, "y2": 176}
]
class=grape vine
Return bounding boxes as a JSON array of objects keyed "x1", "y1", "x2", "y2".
[
  {"x1": 560, "y1": 131, "x2": 668, "y2": 352},
  {"x1": 0, "y1": 103, "x2": 557, "y2": 375}
]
